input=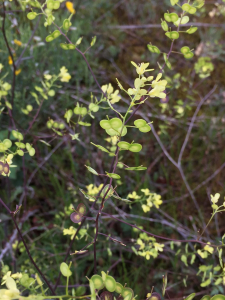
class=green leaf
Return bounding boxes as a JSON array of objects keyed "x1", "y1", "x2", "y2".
[
  {"x1": 134, "y1": 119, "x2": 147, "y2": 128},
  {"x1": 112, "y1": 194, "x2": 132, "y2": 202},
  {"x1": 75, "y1": 37, "x2": 83, "y2": 46},
  {"x1": 52, "y1": 30, "x2": 61, "y2": 39},
  {"x1": 214, "y1": 278, "x2": 223, "y2": 285},
  {"x1": 109, "y1": 118, "x2": 123, "y2": 129},
  {"x1": 122, "y1": 287, "x2": 134, "y2": 300},
  {"x1": 147, "y1": 44, "x2": 160, "y2": 54},
  {"x1": 78, "y1": 121, "x2": 91, "y2": 126},
  {"x1": 85, "y1": 165, "x2": 99, "y2": 175},
  {"x1": 163, "y1": 53, "x2": 172, "y2": 69},
  {"x1": 128, "y1": 143, "x2": 142, "y2": 152},
  {"x1": 180, "y1": 46, "x2": 190, "y2": 54},
  {"x1": 106, "y1": 172, "x2": 121, "y2": 179},
  {"x1": 91, "y1": 275, "x2": 104, "y2": 290},
  {"x1": 186, "y1": 27, "x2": 198, "y2": 34},
  {"x1": 200, "y1": 296, "x2": 210, "y2": 300},
  {"x1": 47, "y1": 0, "x2": 60, "y2": 9},
  {"x1": 184, "y1": 52, "x2": 194, "y2": 59},
  {"x1": 63, "y1": 19, "x2": 71, "y2": 31},
  {"x1": 170, "y1": 0, "x2": 179, "y2": 5},
  {"x1": 79, "y1": 189, "x2": 96, "y2": 201},
  {"x1": 211, "y1": 295, "x2": 225, "y2": 300},
  {"x1": 5, "y1": 101, "x2": 12, "y2": 110},
  {"x1": 118, "y1": 141, "x2": 130, "y2": 150},
  {"x1": 29, "y1": 148, "x2": 36, "y2": 156},
  {"x1": 15, "y1": 142, "x2": 25, "y2": 148},
  {"x1": 46, "y1": 35, "x2": 54, "y2": 42},
  {"x1": 194, "y1": 0, "x2": 205, "y2": 8},
  {"x1": 3, "y1": 139, "x2": 12, "y2": 149},
  {"x1": 164, "y1": 12, "x2": 179, "y2": 22},
  {"x1": 182, "y1": 3, "x2": 197, "y2": 14},
  {"x1": 105, "y1": 275, "x2": 116, "y2": 292},
  {"x1": 106, "y1": 126, "x2": 127, "y2": 137},
  {"x1": 165, "y1": 31, "x2": 179, "y2": 40},
  {"x1": 181, "y1": 254, "x2": 188, "y2": 266},
  {"x1": 200, "y1": 279, "x2": 211, "y2": 287},
  {"x1": 27, "y1": 12, "x2": 37, "y2": 20},
  {"x1": 161, "y1": 20, "x2": 168, "y2": 31},
  {"x1": 174, "y1": 16, "x2": 189, "y2": 26},
  {"x1": 139, "y1": 125, "x2": 151, "y2": 133},
  {"x1": 17, "y1": 149, "x2": 24, "y2": 156},
  {"x1": 89, "y1": 279, "x2": 96, "y2": 300},
  {"x1": 162, "y1": 273, "x2": 167, "y2": 296},
  {"x1": 39, "y1": 140, "x2": 51, "y2": 147},
  {"x1": 64, "y1": 109, "x2": 73, "y2": 122},
  {"x1": 60, "y1": 43, "x2": 76, "y2": 50},
  {"x1": 218, "y1": 248, "x2": 223, "y2": 268},
  {"x1": 100, "y1": 119, "x2": 111, "y2": 129},
  {"x1": 89, "y1": 103, "x2": 99, "y2": 112},
  {"x1": 184, "y1": 293, "x2": 196, "y2": 300},
  {"x1": 52, "y1": 128, "x2": 63, "y2": 136},
  {"x1": 125, "y1": 165, "x2": 147, "y2": 171},
  {"x1": 60, "y1": 262, "x2": 72, "y2": 277},
  {"x1": 91, "y1": 142, "x2": 115, "y2": 155},
  {"x1": 70, "y1": 133, "x2": 80, "y2": 141},
  {"x1": 101, "y1": 184, "x2": 115, "y2": 197},
  {"x1": 91, "y1": 36, "x2": 97, "y2": 47}
]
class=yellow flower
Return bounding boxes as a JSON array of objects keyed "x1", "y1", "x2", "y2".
[
  {"x1": 1, "y1": 271, "x2": 11, "y2": 285},
  {"x1": 154, "y1": 242, "x2": 164, "y2": 252},
  {"x1": 6, "y1": 154, "x2": 13, "y2": 165},
  {"x1": 211, "y1": 193, "x2": 220, "y2": 204},
  {"x1": 146, "y1": 198, "x2": 153, "y2": 207},
  {"x1": 197, "y1": 249, "x2": 208, "y2": 259},
  {"x1": 0, "y1": 289, "x2": 20, "y2": 299},
  {"x1": 127, "y1": 191, "x2": 140, "y2": 199},
  {"x1": 44, "y1": 74, "x2": 52, "y2": 80},
  {"x1": 131, "y1": 61, "x2": 154, "y2": 75},
  {"x1": 141, "y1": 188, "x2": 150, "y2": 196},
  {"x1": 142, "y1": 204, "x2": 150, "y2": 213},
  {"x1": 204, "y1": 242, "x2": 214, "y2": 254},
  {"x1": 8, "y1": 56, "x2": 13, "y2": 65},
  {"x1": 11, "y1": 273, "x2": 22, "y2": 279},
  {"x1": 14, "y1": 39, "x2": 22, "y2": 46},
  {"x1": 153, "y1": 194, "x2": 163, "y2": 209},
  {"x1": 101, "y1": 83, "x2": 121, "y2": 103},
  {"x1": 137, "y1": 238, "x2": 145, "y2": 250},
  {"x1": 66, "y1": 1, "x2": 75, "y2": 14},
  {"x1": 63, "y1": 226, "x2": 77, "y2": 240},
  {"x1": 59, "y1": 66, "x2": 71, "y2": 82},
  {"x1": 15, "y1": 69, "x2": 21, "y2": 76}
]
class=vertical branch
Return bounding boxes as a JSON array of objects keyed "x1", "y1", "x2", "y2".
[
  {"x1": 2, "y1": 2, "x2": 16, "y2": 110},
  {"x1": 0, "y1": 198, "x2": 56, "y2": 296}
]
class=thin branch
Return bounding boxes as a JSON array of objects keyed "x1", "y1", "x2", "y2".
[
  {"x1": 2, "y1": 2, "x2": 16, "y2": 110},
  {"x1": 15, "y1": 16, "x2": 41, "y2": 68},
  {"x1": 0, "y1": 198, "x2": 55, "y2": 295},
  {"x1": 178, "y1": 85, "x2": 217, "y2": 166},
  {"x1": 101, "y1": 211, "x2": 220, "y2": 248}
]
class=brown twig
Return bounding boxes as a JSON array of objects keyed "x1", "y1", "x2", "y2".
[{"x1": 0, "y1": 198, "x2": 56, "y2": 295}]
